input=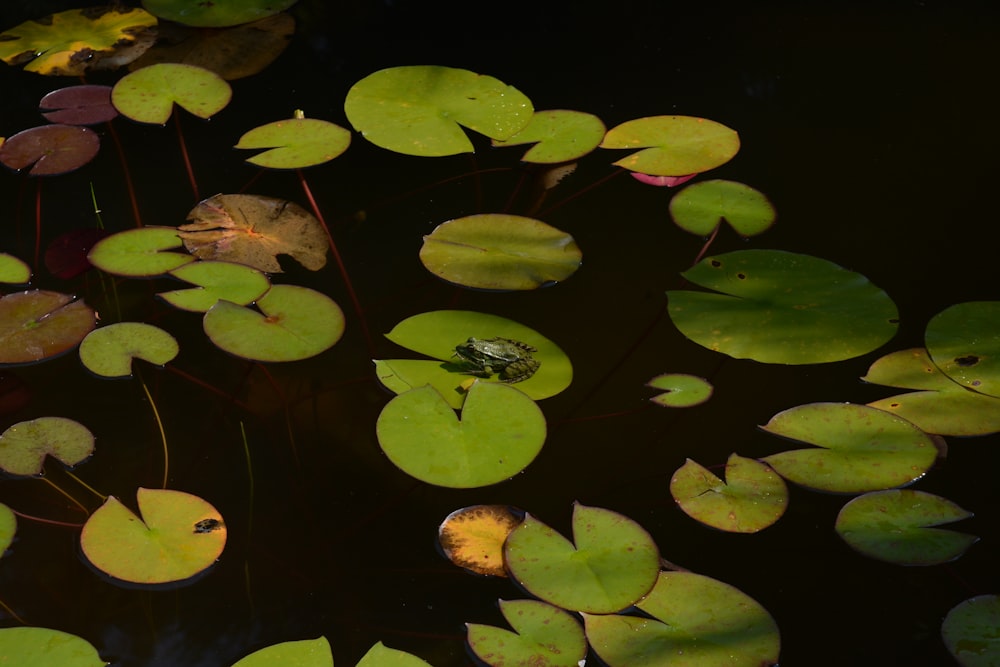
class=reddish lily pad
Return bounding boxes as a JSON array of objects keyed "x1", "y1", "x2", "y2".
[
  {"x1": 231, "y1": 637, "x2": 333, "y2": 667},
  {"x1": 669, "y1": 179, "x2": 777, "y2": 237},
  {"x1": 467, "y1": 599, "x2": 587, "y2": 667},
  {"x1": 142, "y1": 0, "x2": 298, "y2": 28},
  {"x1": 88, "y1": 226, "x2": 195, "y2": 277},
  {"x1": 112, "y1": 63, "x2": 232, "y2": 124},
  {"x1": 40, "y1": 85, "x2": 118, "y2": 125},
  {"x1": 942, "y1": 595, "x2": 1000, "y2": 667},
  {"x1": 0, "y1": 416, "x2": 94, "y2": 476},
  {"x1": 0, "y1": 253, "x2": 31, "y2": 283},
  {"x1": 0, "y1": 290, "x2": 97, "y2": 364},
  {"x1": 45, "y1": 228, "x2": 109, "y2": 279},
  {"x1": 0, "y1": 124, "x2": 100, "y2": 175},
  {"x1": 0, "y1": 627, "x2": 106, "y2": 667},
  {"x1": 79, "y1": 322, "x2": 179, "y2": 378},
  {"x1": 235, "y1": 114, "x2": 351, "y2": 168},
  {"x1": 438, "y1": 505, "x2": 523, "y2": 577},
  {"x1": 601, "y1": 115, "x2": 740, "y2": 176},
  {"x1": 491, "y1": 109, "x2": 606, "y2": 163}
]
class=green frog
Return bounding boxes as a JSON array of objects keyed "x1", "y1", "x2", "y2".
[{"x1": 454, "y1": 337, "x2": 540, "y2": 383}]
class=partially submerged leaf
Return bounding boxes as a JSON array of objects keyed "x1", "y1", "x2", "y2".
[
  {"x1": 141, "y1": 0, "x2": 298, "y2": 28},
  {"x1": 0, "y1": 627, "x2": 107, "y2": 667},
  {"x1": 601, "y1": 115, "x2": 740, "y2": 176},
  {"x1": 112, "y1": 63, "x2": 232, "y2": 124},
  {"x1": 0, "y1": 290, "x2": 97, "y2": 364},
  {"x1": 0, "y1": 416, "x2": 94, "y2": 476},
  {"x1": 942, "y1": 595, "x2": 1000, "y2": 667},
  {"x1": 88, "y1": 226, "x2": 194, "y2": 277},
  {"x1": 438, "y1": 505, "x2": 523, "y2": 576},
  {"x1": 492, "y1": 109, "x2": 606, "y2": 163},
  {"x1": 669, "y1": 179, "x2": 776, "y2": 237},
  {"x1": 646, "y1": 373, "x2": 713, "y2": 407},
  {"x1": 0, "y1": 124, "x2": 100, "y2": 175},
  {"x1": 40, "y1": 85, "x2": 117, "y2": 125},
  {"x1": 45, "y1": 228, "x2": 109, "y2": 279},
  {"x1": 230, "y1": 637, "x2": 333, "y2": 667},
  {"x1": 467, "y1": 599, "x2": 587, "y2": 667},
  {"x1": 235, "y1": 115, "x2": 351, "y2": 168},
  {"x1": 79, "y1": 322, "x2": 179, "y2": 378}
]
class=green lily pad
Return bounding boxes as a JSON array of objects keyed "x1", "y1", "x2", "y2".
[
  {"x1": 0, "y1": 627, "x2": 107, "y2": 667},
  {"x1": 942, "y1": 595, "x2": 1000, "y2": 667},
  {"x1": 671, "y1": 453, "x2": 788, "y2": 533},
  {"x1": 0, "y1": 253, "x2": 31, "y2": 283},
  {"x1": 600, "y1": 115, "x2": 740, "y2": 176},
  {"x1": 0, "y1": 124, "x2": 101, "y2": 176},
  {"x1": 87, "y1": 227, "x2": 195, "y2": 277},
  {"x1": 646, "y1": 373, "x2": 713, "y2": 407},
  {"x1": 467, "y1": 599, "x2": 587, "y2": 667},
  {"x1": 142, "y1": 0, "x2": 298, "y2": 28},
  {"x1": 80, "y1": 488, "x2": 226, "y2": 585},
  {"x1": 203, "y1": 285, "x2": 344, "y2": 362},
  {"x1": 0, "y1": 416, "x2": 94, "y2": 476},
  {"x1": 583, "y1": 571, "x2": 780, "y2": 667},
  {"x1": 159, "y1": 261, "x2": 270, "y2": 312},
  {"x1": 864, "y1": 348, "x2": 1000, "y2": 436},
  {"x1": 835, "y1": 489, "x2": 977, "y2": 565},
  {"x1": 0, "y1": 290, "x2": 97, "y2": 364},
  {"x1": 0, "y1": 6, "x2": 156, "y2": 76},
  {"x1": 926, "y1": 301, "x2": 1000, "y2": 398},
  {"x1": 668, "y1": 179, "x2": 776, "y2": 237},
  {"x1": 761, "y1": 402, "x2": 938, "y2": 493},
  {"x1": 420, "y1": 214, "x2": 582, "y2": 290},
  {"x1": 667, "y1": 250, "x2": 899, "y2": 364},
  {"x1": 492, "y1": 109, "x2": 606, "y2": 163},
  {"x1": 112, "y1": 63, "x2": 232, "y2": 124},
  {"x1": 379, "y1": 310, "x2": 572, "y2": 408},
  {"x1": 503, "y1": 504, "x2": 660, "y2": 614},
  {"x1": 235, "y1": 115, "x2": 351, "y2": 168},
  {"x1": 79, "y1": 322, "x2": 179, "y2": 378},
  {"x1": 0, "y1": 503, "x2": 15, "y2": 556},
  {"x1": 356, "y1": 642, "x2": 434, "y2": 667},
  {"x1": 344, "y1": 65, "x2": 534, "y2": 156},
  {"x1": 231, "y1": 637, "x2": 333, "y2": 667},
  {"x1": 40, "y1": 85, "x2": 118, "y2": 125},
  {"x1": 375, "y1": 382, "x2": 546, "y2": 488}
]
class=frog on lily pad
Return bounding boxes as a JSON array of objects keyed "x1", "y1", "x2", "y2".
[{"x1": 454, "y1": 337, "x2": 540, "y2": 383}]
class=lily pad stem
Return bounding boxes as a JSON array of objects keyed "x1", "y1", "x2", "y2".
[
  {"x1": 139, "y1": 372, "x2": 169, "y2": 488},
  {"x1": 173, "y1": 107, "x2": 199, "y2": 201}
]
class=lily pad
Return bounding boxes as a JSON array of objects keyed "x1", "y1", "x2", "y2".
[
  {"x1": 0, "y1": 503, "x2": 15, "y2": 556},
  {"x1": 87, "y1": 226, "x2": 195, "y2": 277},
  {"x1": 925, "y1": 301, "x2": 1000, "y2": 398},
  {"x1": 0, "y1": 253, "x2": 31, "y2": 283},
  {"x1": 835, "y1": 489, "x2": 977, "y2": 565},
  {"x1": 942, "y1": 595, "x2": 1000, "y2": 667},
  {"x1": 235, "y1": 114, "x2": 351, "y2": 168},
  {"x1": 503, "y1": 503, "x2": 660, "y2": 614},
  {"x1": 671, "y1": 454, "x2": 788, "y2": 533},
  {"x1": 203, "y1": 285, "x2": 344, "y2": 362},
  {"x1": 467, "y1": 599, "x2": 587, "y2": 667},
  {"x1": 179, "y1": 193, "x2": 328, "y2": 272},
  {"x1": 0, "y1": 627, "x2": 107, "y2": 667},
  {"x1": 80, "y1": 488, "x2": 226, "y2": 585},
  {"x1": 142, "y1": 0, "x2": 298, "y2": 27},
  {"x1": 159, "y1": 260, "x2": 270, "y2": 312},
  {"x1": 667, "y1": 249, "x2": 899, "y2": 364},
  {"x1": 0, "y1": 290, "x2": 97, "y2": 364},
  {"x1": 669, "y1": 179, "x2": 776, "y2": 237},
  {"x1": 45, "y1": 228, "x2": 109, "y2": 279},
  {"x1": 231, "y1": 637, "x2": 333, "y2": 667},
  {"x1": 40, "y1": 85, "x2": 117, "y2": 125},
  {"x1": 0, "y1": 416, "x2": 94, "y2": 476},
  {"x1": 376, "y1": 382, "x2": 546, "y2": 488},
  {"x1": 438, "y1": 504, "x2": 523, "y2": 577},
  {"x1": 761, "y1": 402, "x2": 938, "y2": 493},
  {"x1": 79, "y1": 322, "x2": 179, "y2": 378},
  {"x1": 356, "y1": 642, "x2": 434, "y2": 667},
  {"x1": 0, "y1": 6, "x2": 156, "y2": 76},
  {"x1": 112, "y1": 63, "x2": 232, "y2": 124},
  {"x1": 600, "y1": 115, "x2": 740, "y2": 176},
  {"x1": 583, "y1": 571, "x2": 781, "y2": 667},
  {"x1": 646, "y1": 373, "x2": 713, "y2": 407},
  {"x1": 492, "y1": 109, "x2": 606, "y2": 163},
  {"x1": 344, "y1": 65, "x2": 534, "y2": 156},
  {"x1": 0, "y1": 124, "x2": 100, "y2": 175},
  {"x1": 419, "y1": 213, "x2": 581, "y2": 290}
]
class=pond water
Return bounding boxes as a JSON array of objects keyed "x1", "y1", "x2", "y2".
[{"x1": 0, "y1": 1, "x2": 999, "y2": 666}]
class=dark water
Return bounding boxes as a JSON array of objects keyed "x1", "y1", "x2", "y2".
[{"x1": 1, "y1": 1, "x2": 999, "y2": 666}]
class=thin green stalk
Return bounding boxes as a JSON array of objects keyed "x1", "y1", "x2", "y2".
[
  {"x1": 138, "y1": 372, "x2": 169, "y2": 488},
  {"x1": 39, "y1": 477, "x2": 88, "y2": 515}
]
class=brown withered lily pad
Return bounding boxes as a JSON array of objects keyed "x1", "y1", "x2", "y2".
[
  {"x1": 0, "y1": 290, "x2": 97, "y2": 364},
  {"x1": 0, "y1": 125, "x2": 100, "y2": 175}
]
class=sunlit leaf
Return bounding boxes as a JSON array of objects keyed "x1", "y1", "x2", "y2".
[
  {"x1": 0, "y1": 253, "x2": 31, "y2": 283},
  {"x1": 179, "y1": 193, "x2": 328, "y2": 273},
  {"x1": 646, "y1": 373, "x2": 713, "y2": 407},
  {"x1": 230, "y1": 637, "x2": 333, "y2": 667},
  {"x1": 0, "y1": 627, "x2": 107, "y2": 667},
  {"x1": 0, "y1": 290, "x2": 96, "y2": 364},
  {"x1": 438, "y1": 504, "x2": 523, "y2": 577},
  {"x1": 112, "y1": 63, "x2": 231, "y2": 124},
  {"x1": 80, "y1": 488, "x2": 226, "y2": 585},
  {"x1": 0, "y1": 416, "x2": 94, "y2": 476},
  {"x1": 0, "y1": 124, "x2": 100, "y2": 175},
  {"x1": 235, "y1": 114, "x2": 351, "y2": 168},
  {"x1": 40, "y1": 85, "x2": 117, "y2": 125},
  {"x1": 467, "y1": 599, "x2": 587, "y2": 667},
  {"x1": 667, "y1": 250, "x2": 899, "y2": 364},
  {"x1": 942, "y1": 595, "x2": 1000, "y2": 667},
  {"x1": 669, "y1": 179, "x2": 776, "y2": 237},
  {"x1": 356, "y1": 642, "x2": 434, "y2": 667},
  {"x1": 601, "y1": 115, "x2": 740, "y2": 176},
  {"x1": 159, "y1": 260, "x2": 270, "y2": 312},
  {"x1": 142, "y1": 0, "x2": 298, "y2": 28},
  {"x1": 79, "y1": 322, "x2": 179, "y2": 378},
  {"x1": 0, "y1": 503, "x2": 15, "y2": 557},
  {"x1": 492, "y1": 109, "x2": 606, "y2": 163},
  {"x1": 926, "y1": 301, "x2": 1000, "y2": 398},
  {"x1": 88, "y1": 226, "x2": 194, "y2": 277}
]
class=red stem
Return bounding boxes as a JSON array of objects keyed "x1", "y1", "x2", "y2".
[
  {"x1": 173, "y1": 107, "x2": 199, "y2": 202},
  {"x1": 105, "y1": 120, "x2": 144, "y2": 227}
]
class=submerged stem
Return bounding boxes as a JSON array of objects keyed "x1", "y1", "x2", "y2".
[
  {"x1": 138, "y1": 372, "x2": 169, "y2": 488},
  {"x1": 9, "y1": 507, "x2": 85, "y2": 528},
  {"x1": 39, "y1": 477, "x2": 88, "y2": 515},
  {"x1": 173, "y1": 107, "x2": 199, "y2": 202},
  {"x1": 63, "y1": 470, "x2": 106, "y2": 501}
]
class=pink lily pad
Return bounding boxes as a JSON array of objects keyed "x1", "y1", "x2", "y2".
[
  {"x1": 39, "y1": 85, "x2": 117, "y2": 125},
  {"x1": 0, "y1": 124, "x2": 100, "y2": 175}
]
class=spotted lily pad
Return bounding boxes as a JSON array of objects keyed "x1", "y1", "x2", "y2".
[
  {"x1": 159, "y1": 261, "x2": 270, "y2": 312},
  {"x1": 235, "y1": 114, "x2": 351, "y2": 168},
  {"x1": 344, "y1": 65, "x2": 533, "y2": 156},
  {"x1": 438, "y1": 504, "x2": 523, "y2": 577},
  {"x1": 0, "y1": 253, "x2": 31, "y2": 283},
  {"x1": 0, "y1": 124, "x2": 101, "y2": 175},
  {"x1": 87, "y1": 226, "x2": 194, "y2": 277},
  {"x1": 467, "y1": 599, "x2": 587, "y2": 667},
  {"x1": 420, "y1": 214, "x2": 582, "y2": 290},
  {"x1": 667, "y1": 250, "x2": 899, "y2": 364},
  {"x1": 142, "y1": 0, "x2": 298, "y2": 27},
  {"x1": 79, "y1": 322, "x2": 179, "y2": 378},
  {"x1": 0, "y1": 416, "x2": 94, "y2": 476},
  {"x1": 761, "y1": 402, "x2": 938, "y2": 493},
  {"x1": 942, "y1": 595, "x2": 1000, "y2": 667},
  {"x1": 0, "y1": 627, "x2": 107, "y2": 667},
  {"x1": 646, "y1": 373, "x2": 713, "y2": 407},
  {"x1": 669, "y1": 179, "x2": 776, "y2": 237},
  {"x1": 925, "y1": 301, "x2": 1000, "y2": 398},
  {"x1": 231, "y1": 637, "x2": 333, "y2": 667},
  {"x1": 0, "y1": 290, "x2": 97, "y2": 364},
  {"x1": 492, "y1": 109, "x2": 606, "y2": 163},
  {"x1": 40, "y1": 85, "x2": 117, "y2": 125},
  {"x1": 600, "y1": 115, "x2": 740, "y2": 176},
  {"x1": 503, "y1": 504, "x2": 660, "y2": 614},
  {"x1": 80, "y1": 488, "x2": 226, "y2": 585},
  {"x1": 112, "y1": 63, "x2": 232, "y2": 124}
]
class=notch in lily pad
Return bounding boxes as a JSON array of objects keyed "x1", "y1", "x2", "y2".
[
  {"x1": 159, "y1": 260, "x2": 270, "y2": 312},
  {"x1": 491, "y1": 109, "x2": 606, "y2": 163},
  {"x1": 79, "y1": 322, "x2": 179, "y2": 378},
  {"x1": 0, "y1": 416, "x2": 94, "y2": 476},
  {"x1": 235, "y1": 112, "x2": 351, "y2": 169},
  {"x1": 647, "y1": 373, "x2": 713, "y2": 407},
  {"x1": 600, "y1": 115, "x2": 740, "y2": 176},
  {"x1": 112, "y1": 63, "x2": 232, "y2": 124},
  {"x1": 669, "y1": 179, "x2": 776, "y2": 237}
]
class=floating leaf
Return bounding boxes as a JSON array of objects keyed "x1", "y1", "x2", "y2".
[
  {"x1": 344, "y1": 65, "x2": 533, "y2": 156},
  {"x1": 669, "y1": 179, "x2": 776, "y2": 237},
  {"x1": 79, "y1": 322, "x2": 179, "y2": 378},
  {"x1": 88, "y1": 226, "x2": 195, "y2": 277},
  {"x1": 0, "y1": 503, "x2": 15, "y2": 556},
  {"x1": 112, "y1": 63, "x2": 232, "y2": 124},
  {"x1": 761, "y1": 403, "x2": 937, "y2": 493},
  {"x1": 631, "y1": 172, "x2": 696, "y2": 187},
  {"x1": 356, "y1": 642, "x2": 434, "y2": 667},
  {"x1": 926, "y1": 301, "x2": 1000, "y2": 398},
  {"x1": 0, "y1": 416, "x2": 94, "y2": 476},
  {"x1": 0, "y1": 124, "x2": 100, "y2": 175},
  {"x1": 45, "y1": 228, "x2": 109, "y2": 279},
  {"x1": 503, "y1": 504, "x2": 660, "y2": 614},
  {"x1": 600, "y1": 115, "x2": 740, "y2": 176},
  {"x1": 438, "y1": 504, "x2": 523, "y2": 577},
  {"x1": 231, "y1": 637, "x2": 333, "y2": 667},
  {"x1": 142, "y1": 0, "x2": 298, "y2": 27},
  {"x1": 40, "y1": 85, "x2": 118, "y2": 125},
  {"x1": 80, "y1": 488, "x2": 226, "y2": 585},
  {"x1": 667, "y1": 250, "x2": 899, "y2": 364},
  {"x1": 942, "y1": 595, "x2": 1000, "y2": 667},
  {"x1": 671, "y1": 454, "x2": 788, "y2": 533},
  {"x1": 492, "y1": 109, "x2": 606, "y2": 163},
  {"x1": 467, "y1": 599, "x2": 587, "y2": 667},
  {"x1": 235, "y1": 114, "x2": 351, "y2": 168},
  {"x1": 0, "y1": 6, "x2": 156, "y2": 76},
  {"x1": 376, "y1": 383, "x2": 545, "y2": 488},
  {"x1": 0, "y1": 290, "x2": 96, "y2": 364},
  {"x1": 159, "y1": 260, "x2": 270, "y2": 312},
  {"x1": 0, "y1": 627, "x2": 107, "y2": 667},
  {"x1": 179, "y1": 193, "x2": 328, "y2": 272},
  {"x1": 203, "y1": 285, "x2": 344, "y2": 362},
  {"x1": 646, "y1": 373, "x2": 713, "y2": 407},
  {"x1": 0, "y1": 253, "x2": 31, "y2": 283},
  {"x1": 835, "y1": 489, "x2": 976, "y2": 565},
  {"x1": 583, "y1": 571, "x2": 780, "y2": 667}
]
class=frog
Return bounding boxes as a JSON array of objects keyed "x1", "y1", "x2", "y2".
[{"x1": 454, "y1": 337, "x2": 540, "y2": 383}]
